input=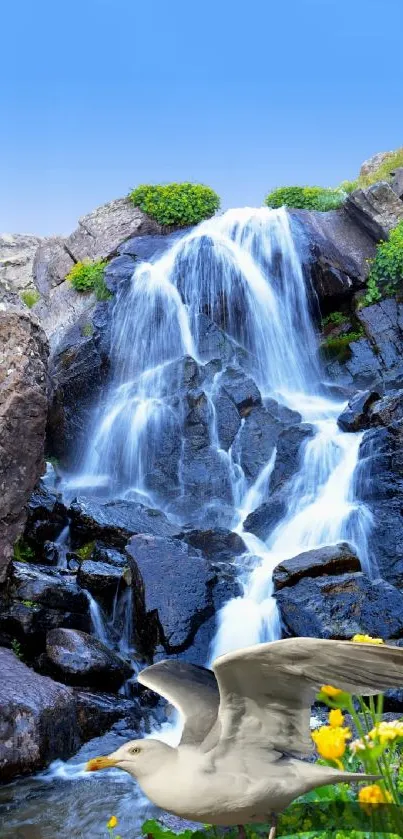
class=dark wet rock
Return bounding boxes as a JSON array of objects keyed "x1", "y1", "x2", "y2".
[
  {"x1": 24, "y1": 481, "x2": 68, "y2": 546},
  {"x1": 368, "y1": 389, "x2": 403, "y2": 427},
  {"x1": 126, "y1": 535, "x2": 216, "y2": 654},
  {"x1": 270, "y1": 424, "x2": 315, "y2": 492},
  {"x1": 263, "y1": 398, "x2": 301, "y2": 426},
  {"x1": 69, "y1": 498, "x2": 182, "y2": 548},
  {"x1": 0, "y1": 311, "x2": 48, "y2": 583},
  {"x1": 243, "y1": 489, "x2": 287, "y2": 540},
  {"x1": 182, "y1": 529, "x2": 246, "y2": 562},
  {"x1": 237, "y1": 405, "x2": 281, "y2": 481},
  {"x1": 46, "y1": 312, "x2": 111, "y2": 467},
  {"x1": 92, "y1": 544, "x2": 129, "y2": 568},
  {"x1": 0, "y1": 598, "x2": 90, "y2": 652},
  {"x1": 9, "y1": 562, "x2": 88, "y2": 613},
  {"x1": 75, "y1": 691, "x2": 141, "y2": 742},
  {"x1": 0, "y1": 646, "x2": 79, "y2": 782},
  {"x1": 219, "y1": 366, "x2": 262, "y2": 416},
  {"x1": 77, "y1": 559, "x2": 130, "y2": 604},
  {"x1": 345, "y1": 182, "x2": 403, "y2": 241},
  {"x1": 181, "y1": 446, "x2": 233, "y2": 504},
  {"x1": 276, "y1": 572, "x2": 403, "y2": 640},
  {"x1": 195, "y1": 313, "x2": 243, "y2": 365},
  {"x1": 45, "y1": 628, "x2": 131, "y2": 689},
  {"x1": 337, "y1": 389, "x2": 381, "y2": 431},
  {"x1": 183, "y1": 389, "x2": 211, "y2": 452},
  {"x1": 391, "y1": 167, "x2": 403, "y2": 201},
  {"x1": 290, "y1": 208, "x2": 375, "y2": 306},
  {"x1": 272, "y1": 543, "x2": 361, "y2": 591},
  {"x1": 212, "y1": 389, "x2": 241, "y2": 451},
  {"x1": 41, "y1": 542, "x2": 63, "y2": 566},
  {"x1": 355, "y1": 427, "x2": 403, "y2": 586},
  {"x1": 103, "y1": 254, "x2": 136, "y2": 293},
  {"x1": 118, "y1": 229, "x2": 189, "y2": 260}
]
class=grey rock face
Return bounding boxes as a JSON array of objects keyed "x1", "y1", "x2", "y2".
[
  {"x1": 360, "y1": 151, "x2": 395, "y2": 179},
  {"x1": 277, "y1": 572, "x2": 403, "y2": 640},
  {"x1": 272, "y1": 543, "x2": 361, "y2": 591},
  {"x1": 9, "y1": 562, "x2": 88, "y2": 613},
  {"x1": 65, "y1": 198, "x2": 162, "y2": 263},
  {"x1": 45, "y1": 628, "x2": 131, "y2": 689},
  {"x1": 77, "y1": 559, "x2": 129, "y2": 605},
  {"x1": 0, "y1": 234, "x2": 42, "y2": 296},
  {"x1": 0, "y1": 311, "x2": 48, "y2": 582},
  {"x1": 345, "y1": 182, "x2": 403, "y2": 241},
  {"x1": 0, "y1": 646, "x2": 79, "y2": 782}
]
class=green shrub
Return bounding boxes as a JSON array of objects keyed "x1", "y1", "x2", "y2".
[
  {"x1": 66, "y1": 260, "x2": 111, "y2": 301},
  {"x1": 20, "y1": 288, "x2": 40, "y2": 308},
  {"x1": 265, "y1": 186, "x2": 345, "y2": 212},
  {"x1": 129, "y1": 183, "x2": 220, "y2": 227},
  {"x1": 321, "y1": 329, "x2": 364, "y2": 361},
  {"x1": 81, "y1": 322, "x2": 94, "y2": 337},
  {"x1": 11, "y1": 638, "x2": 23, "y2": 660},
  {"x1": 13, "y1": 539, "x2": 35, "y2": 563},
  {"x1": 21, "y1": 599, "x2": 38, "y2": 609},
  {"x1": 76, "y1": 541, "x2": 95, "y2": 560},
  {"x1": 366, "y1": 220, "x2": 403, "y2": 299},
  {"x1": 322, "y1": 311, "x2": 348, "y2": 328}
]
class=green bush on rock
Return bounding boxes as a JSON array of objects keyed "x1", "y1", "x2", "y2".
[
  {"x1": 364, "y1": 220, "x2": 403, "y2": 304},
  {"x1": 265, "y1": 186, "x2": 345, "y2": 212},
  {"x1": 66, "y1": 259, "x2": 111, "y2": 301},
  {"x1": 129, "y1": 183, "x2": 220, "y2": 227},
  {"x1": 20, "y1": 289, "x2": 40, "y2": 308}
]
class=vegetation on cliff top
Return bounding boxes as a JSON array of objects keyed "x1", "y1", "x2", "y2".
[
  {"x1": 66, "y1": 259, "x2": 111, "y2": 301},
  {"x1": 265, "y1": 186, "x2": 346, "y2": 212},
  {"x1": 129, "y1": 183, "x2": 220, "y2": 227}
]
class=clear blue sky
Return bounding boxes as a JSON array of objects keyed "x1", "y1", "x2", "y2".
[{"x1": 1, "y1": 0, "x2": 402, "y2": 235}]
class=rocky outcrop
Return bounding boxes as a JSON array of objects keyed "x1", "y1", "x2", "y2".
[
  {"x1": 345, "y1": 182, "x2": 403, "y2": 241},
  {"x1": 0, "y1": 646, "x2": 79, "y2": 781},
  {"x1": 272, "y1": 543, "x2": 361, "y2": 591},
  {"x1": 0, "y1": 234, "x2": 42, "y2": 297},
  {"x1": 70, "y1": 498, "x2": 182, "y2": 547},
  {"x1": 360, "y1": 151, "x2": 395, "y2": 179},
  {"x1": 277, "y1": 572, "x2": 403, "y2": 640},
  {"x1": 391, "y1": 168, "x2": 403, "y2": 201},
  {"x1": 0, "y1": 310, "x2": 48, "y2": 582},
  {"x1": 44, "y1": 628, "x2": 131, "y2": 689},
  {"x1": 337, "y1": 390, "x2": 381, "y2": 431}
]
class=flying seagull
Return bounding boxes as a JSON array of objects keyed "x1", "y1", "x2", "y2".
[{"x1": 87, "y1": 637, "x2": 403, "y2": 837}]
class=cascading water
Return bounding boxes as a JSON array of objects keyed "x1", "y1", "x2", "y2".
[{"x1": 73, "y1": 206, "x2": 373, "y2": 657}]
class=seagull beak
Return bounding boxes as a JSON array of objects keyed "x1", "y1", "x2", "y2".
[{"x1": 86, "y1": 755, "x2": 117, "y2": 772}]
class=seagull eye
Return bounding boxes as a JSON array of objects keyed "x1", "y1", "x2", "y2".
[{"x1": 129, "y1": 746, "x2": 141, "y2": 755}]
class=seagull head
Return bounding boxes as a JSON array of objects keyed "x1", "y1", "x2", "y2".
[{"x1": 86, "y1": 738, "x2": 175, "y2": 780}]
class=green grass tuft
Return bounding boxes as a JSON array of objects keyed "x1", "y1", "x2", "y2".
[{"x1": 20, "y1": 288, "x2": 40, "y2": 308}]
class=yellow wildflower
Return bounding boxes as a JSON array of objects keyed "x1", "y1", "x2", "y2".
[
  {"x1": 352, "y1": 634, "x2": 384, "y2": 645},
  {"x1": 358, "y1": 784, "x2": 392, "y2": 813},
  {"x1": 312, "y1": 724, "x2": 351, "y2": 760},
  {"x1": 321, "y1": 684, "x2": 343, "y2": 697},
  {"x1": 107, "y1": 817, "x2": 118, "y2": 830},
  {"x1": 329, "y1": 708, "x2": 344, "y2": 728},
  {"x1": 368, "y1": 720, "x2": 403, "y2": 744}
]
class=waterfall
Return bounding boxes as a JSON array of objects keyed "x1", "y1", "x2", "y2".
[{"x1": 74, "y1": 206, "x2": 373, "y2": 660}]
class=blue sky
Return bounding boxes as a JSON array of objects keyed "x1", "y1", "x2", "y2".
[{"x1": 1, "y1": 0, "x2": 402, "y2": 235}]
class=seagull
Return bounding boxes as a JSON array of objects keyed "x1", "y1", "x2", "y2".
[{"x1": 86, "y1": 637, "x2": 403, "y2": 837}]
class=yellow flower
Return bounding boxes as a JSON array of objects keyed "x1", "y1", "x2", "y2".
[
  {"x1": 368, "y1": 720, "x2": 403, "y2": 744},
  {"x1": 358, "y1": 784, "x2": 392, "y2": 812},
  {"x1": 329, "y1": 708, "x2": 344, "y2": 728},
  {"x1": 321, "y1": 684, "x2": 343, "y2": 697},
  {"x1": 352, "y1": 634, "x2": 384, "y2": 645},
  {"x1": 107, "y1": 817, "x2": 118, "y2": 830},
  {"x1": 312, "y1": 724, "x2": 351, "y2": 760}
]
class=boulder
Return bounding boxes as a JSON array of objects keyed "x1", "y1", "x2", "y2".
[
  {"x1": 126, "y1": 534, "x2": 216, "y2": 654},
  {"x1": 182, "y1": 529, "x2": 246, "y2": 562},
  {"x1": 75, "y1": 691, "x2": 141, "y2": 741},
  {"x1": 0, "y1": 233, "x2": 42, "y2": 295},
  {"x1": 243, "y1": 489, "x2": 288, "y2": 540},
  {"x1": 9, "y1": 562, "x2": 88, "y2": 613},
  {"x1": 65, "y1": 197, "x2": 162, "y2": 263},
  {"x1": 69, "y1": 498, "x2": 182, "y2": 548},
  {"x1": 212, "y1": 389, "x2": 241, "y2": 451},
  {"x1": 77, "y1": 559, "x2": 129, "y2": 604},
  {"x1": 32, "y1": 278, "x2": 97, "y2": 351},
  {"x1": 368, "y1": 389, "x2": 403, "y2": 426},
  {"x1": 391, "y1": 167, "x2": 403, "y2": 201},
  {"x1": 276, "y1": 571, "x2": 403, "y2": 640},
  {"x1": 219, "y1": 366, "x2": 262, "y2": 416},
  {"x1": 45, "y1": 628, "x2": 131, "y2": 689},
  {"x1": 103, "y1": 254, "x2": 136, "y2": 293},
  {"x1": 0, "y1": 310, "x2": 48, "y2": 582},
  {"x1": 24, "y1": 480, "x2": 68, "y2": 546},
  {"x1": 272, "y1": 543, "x2": 361, "y2": 591},
  {"x1": 0, "y1": 598, "x2": 90, "y2": 651},
  {"x1": 32, "y1": 236, "x2": 74, "y2": 294},
  {"x1": 237, "y1": 405, "x2": 281, "y2": 481},
  {"x1": 337, "y1": 390, "x2": 381, "y2": 431},
  {"x1": 356, "y1": 298, "x2": 403, "y2": 384},
  {"x1": 118, "y1": 229, "x2": 189, "y2": 261},
  {"x1": 92, "y1": 544, "x2": 129, "y2": 568},
  {"x1": 345, "y1": 182, "x2": 403, "y2": 241},
  {"x1": 0, "y1": 646, "x2": 79, "y2": 781}
]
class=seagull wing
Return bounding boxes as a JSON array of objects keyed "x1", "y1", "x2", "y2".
[
  {"x1": 212, "y1": 637, "x2": 403, "y2": 757},
  {"x1": 138, "y1": 660, "x2": 220, "y2": 746}
]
